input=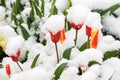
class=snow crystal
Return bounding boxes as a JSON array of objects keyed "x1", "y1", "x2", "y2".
[
  {"x1": 5, "y1": 36, "x2": 25, "y2": 56},
  {"x1": 67, "y1": 5, "x2": 90, "y2": 25},
  {"x1": 42, "y1": 15, "x2": 65, "y2": 34}
]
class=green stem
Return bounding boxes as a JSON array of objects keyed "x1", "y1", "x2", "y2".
[
  {"x1": 87, "y1": 36, "x2": 90, "y2": 48},
  {"x1": 55, "y1": 43, "x2": 59, "y2": 63},
  {"x1": 75, "y1": 30, "x2": 78, "y2": 46},
  {"x1": 16, "y1": 62, "x2": 23, "y2": 71}
]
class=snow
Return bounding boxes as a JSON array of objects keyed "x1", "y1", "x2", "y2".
[
  {"x1": 0, "y1": 6, "x2": 5, "y2": 21},
  {"x1": 102, "y1": 15, "x2": 120, "y2": 39},
  {"x1": 42, "y1": 15, "x2": 65, "y2": 34},
  {"x1": 9, "y1": 67, "x2": 51, "y2": 80},
  {"x1": 55, "y1": 0, "x2": 68, "y2": 11},
  {"x1": 69, "y1": 48, "x2": 103, "y2": 67},
  {"x1": 71, "y1": 0, "x2": 120, "y2": 10},
  {"x1": 0, "y1": 68, "x2": 9, "y2": 80},
  {"x1": 67, "y1": 5, "x2": 90, "y2": 25},
  {"x1": 85, "y1": 12, "x2": 103, "y2": 29},
  {"x1": 0, "y1": 0, "x2": 120, "y2": 80},
  {"x1": 0, "y1": 25, "x2": 17, "y2": 42},
  {"x1": 5, "y1": 36, "x2": 25, "y2": 56}
]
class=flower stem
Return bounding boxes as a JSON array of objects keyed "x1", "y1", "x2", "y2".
[
  {"x1": 75, "y1": 30, "x2": 78, "y2": 46},
  {"x1": 16, "y1": 62, "x2": 23, "y2": 71},
  {"x1": 87, "y1": 36, "x2": 90, "y2": 48},
  {"x1": 8, "y1": 75, "x2": 10, "y2": 78},
  {"x1": 55, "y1": 43, "x2": 59, "y2": 63}
]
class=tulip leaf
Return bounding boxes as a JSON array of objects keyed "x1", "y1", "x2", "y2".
[
  {"x1": 31, "y1": 1, "x2": 42, "y2": 18},
  {"x1": 79, "y1": 41, "x2": 89, "y2": 51},
  {"x1": 103, "y1": 49, "x2": 120, "y2": 61},
  {"x1": 20, "y1": 25, "x2": 30, "y2": 40},
  {"x1": 63, "y1": 46, "x2": 74, "y2": 60},
  {"x1": 0, "y1": 0, "x2": 6, "y2": 7},
  {"x1": 41, "y1": 0, "x2": 44, "y2": 16},
  {"x1": 53, "y1": 63, "x2": 67, "y2": 80},
  {"x1": 88, "y1": 60, "x2": 101, "y2": 67},
  {"x1": 31, "y1": 54, "x2": 40, "y2": 68},
  {"x1": 100, "y1": 3, "x2": 120, "y2": 16},
  {"x1": 0, "y1": 63, "x2": 3, "y2": 68}
]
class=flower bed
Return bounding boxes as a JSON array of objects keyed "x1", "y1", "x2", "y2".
[{"x1": 0, "y1": 0, "x2": 120, "y2": 80}]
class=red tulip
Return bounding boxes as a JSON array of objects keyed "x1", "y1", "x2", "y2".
[
  {"x1": 6, "y1": 64, "x2": 11, "y2": 76},
  {"x1": 49, "y1": 29, "x2": 66, "y2": 43},
  {"x1": 90, "y1": 29, "x2": 99, "y2": 48},
  {"x1": 10, "y1": 49, "x2": 20, "y2": 62},
  {"x1": 70, "y1": 22, "x2": 83, "y2": 30},
  {"x1": 86, "y1": 26, "x2": 92, "y2": 37}
]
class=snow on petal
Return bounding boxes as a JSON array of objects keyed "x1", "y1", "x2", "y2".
[
  {"x1": 85, "y1": 12, "x2": 103, "y2": 29},
  {"x1": 42, "y1": 15, "x2": 65, "y2": 34},
  {"x1": 0, "y1": 25, "x2": 17, "y2": 42},
  {"x1": 67, "y1": 5, "x2": 90, "y2": 25},
  {"x1": 5, "y1": 36, "x2": 25, "y2": 56}
]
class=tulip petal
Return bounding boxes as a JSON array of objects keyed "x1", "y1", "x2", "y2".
[
  {"x1": 90, "y1": 29, "x2": 99, "y2": 48},
  {"x1": 60, "y1": 29, "x2": 66, "y2": 44}
]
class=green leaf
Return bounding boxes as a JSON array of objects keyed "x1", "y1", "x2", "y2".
[
  {"x1": 67, "y1": 21, "x2": 72, "y2": 31},
  {"x1": 34, "y1": 0, "x2": 39, "y2": 5},
  {"x1": 41, "y1": 0, "x2": 44, "y2": 16},
  {"x1": 79, "y1": 41, "x2": 89, "y2": 51},
  {"x1": 20, "y1": 25, "x2": 30, "y2": 40},
  {"x1": 103, "y1": 49, "x2": 120, "y2": 61},
  {"x1": 21, "y1": 51, "x2": 29, "y2": 63},
  {"x1": 0, "y1": 0, "x2": 6, "y2": 7},
  {"x1": 88, "y1": 61, "x2": 101, "y2": 67},
  {"x1": 0, "y1": 63, "x2": 3, "y2": 68},
  {"x1": 31, "y1": 54, "x2": 40, "y2": 68},
  {"x1": 63, "y1": 46, "x2": 74, "y2": 60},
  {"x1": 54, "y1": 63, "x2": 67, "y2": 80},
  {"x1": 49, "y1": 5, "x2": 58, "y2": 16},
  {"x1": 31, "y1": 1, "x2": 42, "y2": 18},
  {"x1": 100, "y1": 3, "x2": 120, "y2": 16}
]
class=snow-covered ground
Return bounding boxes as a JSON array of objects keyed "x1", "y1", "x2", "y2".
[{"x1": 0, "y1": 0, "x2": 120, "y2": 80}]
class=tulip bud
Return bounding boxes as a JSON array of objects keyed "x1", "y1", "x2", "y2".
[{"x1": 6, "y1": 64, "x2": 11, "y2": 76}]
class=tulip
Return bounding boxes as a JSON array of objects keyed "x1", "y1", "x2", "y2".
[
  {"x1": 90, "y1": 28, "x2": 99, "y2": 48},
  {"x1": 5, "y1": 64, "x2": 11, "y2": 77},
  {"x1": 49, "y1": 29, "x2": 66, "y2": 63},
  {"x1": 86, "y1": 26, "x2": 92, "y2": 37},
  {"x1": 86, "y1": 26, "x2": 92, "y2": 48},
  {"x1": 10, "y1": 49, "x2": 23, "y2": 71},
  {"x1": 10, "y1": 49, "x2": 20, "y2": 62}
]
